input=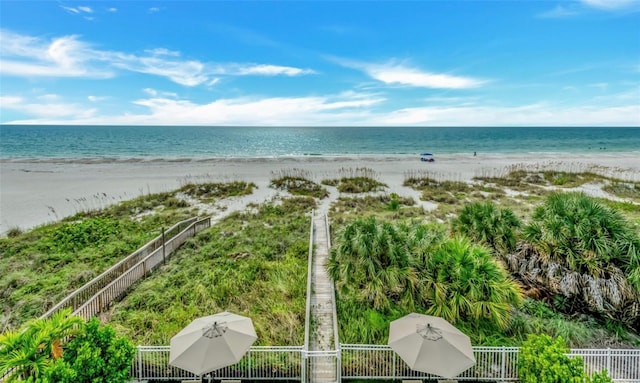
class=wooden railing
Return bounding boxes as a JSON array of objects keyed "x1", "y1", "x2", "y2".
[{"x1": 40, "y1": 217, "x2": 209, "y2": 321}]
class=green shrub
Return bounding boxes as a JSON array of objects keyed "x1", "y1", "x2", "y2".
[
  {"x1": 518, "y1": 334, "x2": 586, "y2": 383},
  {"x1": 517, "y1": 333, "x2": 613, "y2": 383},
  {"x1": 51, "y1": 318, "x2": 135, "y2": 383}
]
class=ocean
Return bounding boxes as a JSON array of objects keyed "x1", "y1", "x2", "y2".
[{"x1": 1, "y1": 125, "x2": 639, "y2": 159}]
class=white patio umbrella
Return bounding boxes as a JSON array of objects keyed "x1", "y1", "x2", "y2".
[
  {"x1": 169, "y1": 311, "x2": 258, "y2": 376},
  {"x1": 388, "y1": 313, "x2": 476, "y2": 378}
]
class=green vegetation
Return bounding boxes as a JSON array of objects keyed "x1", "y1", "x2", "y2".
[
  {"x1": 404, "y1": 174, "x2": 472, "y2": 205},
  {"x1": 328, "y1": 217, "x2": 523, "y2": 344},
  {"x1": 3, "y1": 168, "x2": 640, "y2": 364},
  {"x1": 108, "y1": 197, "x2": 314, "y2": 346},
  {"x1": 603, "y1": 181, "x2": 640, "y2": 200},
  {"x1": 0, "y1": 214, "x2": 176, "y2": 330},
  {"x1": 322, "y1": 167, "x2": 387, "y2": 193},
  {"x1": 270, "y1": 169, "x2": 328, "y2": 198},
  {"x1": 178, "y1": 180, "x2": 255, "y2": 201},
  {"x1": 330, "y1": 194, "x2": 423, "y2": 226},
  {"x1": 508, "y1": 192, "x2": 640, "y2": 329},
  {"x1": 0, "y1": 309, "x2": 134, "y2": 383},
  {"x1": 451, "y1": 201, "x2": 520, "y2": 254},
  {"x1": 541, "y1": 171, "x2": 604, "y2": 188},
  {"x1": 518, "y1": 334, "x2": 613, "y2": 383}
]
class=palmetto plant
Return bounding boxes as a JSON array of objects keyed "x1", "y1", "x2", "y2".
[
  {"x1": 506, "y1": 192, "x2": 640, "y2": 328},
  {"x1": 0, "y1": 309, "x2": 83, "y2": 381},
  {"x1": 417, "y1": 236, "x2": 523, "y2": 329},
  {"x1": 452, "y1": 201, "x2": 521, "y2": 255},
  {"x1": 328, "y1": 217, "x2": 419, "y2": 310}
]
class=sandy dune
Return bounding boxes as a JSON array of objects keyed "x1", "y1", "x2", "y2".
[{"x1": 2, "y1": 153, "x2": 639, "y2": 234}]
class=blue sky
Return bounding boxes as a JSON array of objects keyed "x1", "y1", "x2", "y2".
[{"x1": 1, "y1": 0, "x2": 639, "y2": 126}]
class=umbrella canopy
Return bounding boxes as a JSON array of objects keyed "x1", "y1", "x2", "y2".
[
  {"x1": 169, "y1": 311, "x2": 258, "y2": 376},
  {"x1": 388, "y1": 313, "x2": 476, "y2": 378}
]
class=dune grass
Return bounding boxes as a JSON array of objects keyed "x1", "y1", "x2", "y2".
[
  {"x1": 3, "y1": 168, "x2": 640, "y2": 351},
  {"x1": 108, "y1": 197, "x2": 315, "y2": 346},
  {"x1": 0, "y1": 182, "x2": 256, "y2": 332}
]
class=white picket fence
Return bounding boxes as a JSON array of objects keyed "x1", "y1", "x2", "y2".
[{"x1": 131, "y1": 344, "x2": 640, "y2": 382}]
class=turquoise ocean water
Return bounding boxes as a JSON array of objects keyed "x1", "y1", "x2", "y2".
[{"x1": 1, "y1": 125, "x2": 638, "y2": 160}]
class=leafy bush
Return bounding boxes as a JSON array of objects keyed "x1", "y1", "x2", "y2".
[
  {"x1": 50, "y1": 318, "x2": 135, "y2": 383},
  {"x1": 52, "y1": 217, "x2": 121, "y2": 251},
  {"x1": 518, "y1": 334, "x2": 586, "y2": 383},
  {"x1": 1, "y1": 309, "x2": 133, "y2": 383},
  {"x1": 518, "y1": 333, "x2": 613, "y2": 383}
]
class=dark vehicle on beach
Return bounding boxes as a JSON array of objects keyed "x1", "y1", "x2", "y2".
[{"x1": 420, "y1": 153, "x2": 435, "y2": 162}]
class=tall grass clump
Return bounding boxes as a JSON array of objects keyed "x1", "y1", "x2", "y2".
[
  {"x1": 270, "y1": 168, "x2": 328, "y2": 199},
  {"x1": 322, "y1": 167, "x2": 387, "y2": 193},
  {"x1": 178, "y1": 181, "x2": 255, "y2": 201}
]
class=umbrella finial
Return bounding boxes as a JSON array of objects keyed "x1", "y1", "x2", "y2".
[
  {"x1": 417, "y1": 322, "x2": 443, "y2": 341},
  {"x1": 202, "y1": 321, "x2": 228, "y2": 339}
]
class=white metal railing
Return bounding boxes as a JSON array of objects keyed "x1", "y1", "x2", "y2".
[
  {"x1": 570, "y1": 348, "x2": 640, "y2": 382},
  {"x1": 128, "y1": 345, "x2": 640, "y2": 382},
  {"x1": 302, "y1": 211, "x2": 315, "y2": 383},
  {"x1": 133, "y1": 346, "x2": 303, "y2": 381}
]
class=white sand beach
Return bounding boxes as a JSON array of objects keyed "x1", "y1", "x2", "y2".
[{"x1": 2, "y1": 153, "x2": 639, "y2": 234}]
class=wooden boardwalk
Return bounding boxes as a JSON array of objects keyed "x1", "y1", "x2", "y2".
[{"x1": 309, "y1": 212, "x2": 338, "y2": 383}]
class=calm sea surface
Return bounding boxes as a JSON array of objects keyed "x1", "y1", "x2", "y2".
[{"x1": 1, "y1": 125, "x2": 638, "y2": 159}]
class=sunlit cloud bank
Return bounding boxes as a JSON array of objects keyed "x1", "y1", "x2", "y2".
[{"x1": 3, "y1": 92, "x2": 638, "y2": 126}]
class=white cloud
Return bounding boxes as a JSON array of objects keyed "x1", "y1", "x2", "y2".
[
  {"x1": 111, "y1": 53, "x2": 209, "y2": 86},
  {"x1": 60, "y1": 6, "x2": 79, "y2": 14},
  {"x1": 145, "y1": 48, "x2": 180, "y2": 57},
  {"x1": 0, "y1": 31, "x2": 112, "y2": 78},
  {"x1": 375, "y1": 103, "x2": 640, "y2": 126},
  {"x1": 125, "y1": 92, "x2": 384, "y2": 125},
  {"x1": 107, "y1": 7, "x2": 117, "y2": 12},
  {"x1": 60, "y1": 5, "x2": 93, "y2": 15},
  {"x1": 37, "y1": 94, "x2": 60, "y2": 101},
  {"x1": 3, "y1": 92, "x2": 384, "y2": 125},
  {"x1": 4, "y1": 90, "x2": 638, "y2": 127},
  {"x1": 0, "y1": 30, "x2": 315, "y2": 85},
  {"x1": 581, "y1": 0, "x2": 640, "y2": 10},
  {"x1": 0, "y1": 95, "x2": 97, "y2": 119},
  {"x1": 337, "y1": 58, "x2": 486, "y2": 89},
  {"x1": 149, "y1": 7, "x2": 160, "y2": 13},
  {"x1": 539, "y1": 5, "x2": 579, "y2": 18},
  {"x1": 233, "y1": 64, "x2": 316, "y2": 76},
  {"x1": 142, "y1": 88, "x2": 177, "y2": 98},
  {"x1": 367, "y1": 65, "x2": 486, "y2": 89},
  {"x1": 88, "y1": 95, "x2": 108, "y2": 102}
]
